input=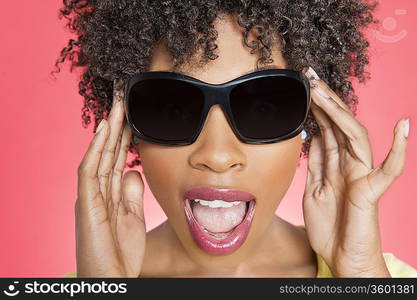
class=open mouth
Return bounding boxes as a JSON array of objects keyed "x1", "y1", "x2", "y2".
[{"x1": 183, "y1": 187, "x2": 256, "y2": 255}]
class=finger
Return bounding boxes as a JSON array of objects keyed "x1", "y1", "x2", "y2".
[
  {"x1": 113, "y1": 78, "x2": 125, "y2": 105},
  {"x1": 104, "y1": 79, "x2": 126, "y2": 206},
  {"x1": 304, "y1": 67, "x2": 359, "y2": 132},
  {"x1": 303, "y1": 67, "x2": 349, "y2": 154},
  {"x1": 368, "y1": 119, "x2": 409, "y2": 200},
  {"x1": 115, "y1": 198, "x2": 146, "y2": 278},
  {"x1": 311, "y1": 79, "x2": 352, "y2": 113},
  {"x1": 117, "y1": 169, "x2": 146, "y2": 277},
  {"x1": 105, "y1": 79, "x2": 127, "y2": 208},
  {"x1": 111, "y1": 123, "x2": 133, "y2": 207},
  {"x1": 331, "y1": 122, "x2": 347, "y2": 151},
  {"x1": 305, "y1": 134, "x2": 325, "y2": 193},
  {"x1": 113, "y1": 118, "x2": 126, "y2": 165},
  {"x1": 122, "y1": 170, "x2": 145, "y2": 222},
  {"x1": 304, "y1": 67, "x2": 351, "y2": 112},
  {"x1": 310, "y1": 102, "x2": 340, "y2": 180},
  {"x1": 105, "y1": 127, "x2": 123, "y2": 213},
  {"x1": 106, "y1": 129, "x2": 124, "y2": 263},
  {"x1": 97, "y1": 100, "x2": 125, "y2": 200},
  {"x1": 309, "y1": 78, "x2": 373, "y2": 169},
  {"x1": 77, "y1": 120, "x2": 109, "y2": 205}
]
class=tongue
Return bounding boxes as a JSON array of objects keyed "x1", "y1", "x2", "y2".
[{"x1": 192, "y1": 201, "x2": 247, "y2": 233}]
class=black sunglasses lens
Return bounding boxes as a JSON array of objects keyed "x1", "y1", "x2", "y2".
[
  {"x1": 128, "y1": 78, "x2": 204, "y2": 141},
  {"x1": 230, "y1": 76, "x2": 307, "y2": 139}
]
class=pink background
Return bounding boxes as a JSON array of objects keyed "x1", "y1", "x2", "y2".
[{"x1": 0, "y1": 1, "x2": 416, "y2": 277}]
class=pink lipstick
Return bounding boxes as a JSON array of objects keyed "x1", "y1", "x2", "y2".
[{"x1": 183, "y1": 186, "x2": 256, "y2": 255}]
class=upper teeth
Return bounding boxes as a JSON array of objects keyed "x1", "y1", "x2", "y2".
[{"x1": 192, "y1": 199, "x2": 241, "y2": 208}]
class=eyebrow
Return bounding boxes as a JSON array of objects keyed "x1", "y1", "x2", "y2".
[
  {"x1": 240, "y1": 65, "x2": 287, "y2": 76},
  {"x1": 169, "y1": 64, "x2": 287, "y2": 78}
]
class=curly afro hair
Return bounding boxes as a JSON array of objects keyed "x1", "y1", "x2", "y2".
[{"x1": 52, "y1": 0, "x2": 378, "y2": 168}]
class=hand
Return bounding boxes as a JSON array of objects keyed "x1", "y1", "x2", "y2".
[
  {"x1": 302, "y1": 67, "x2": 409, "y2": 277},
  {"x1": 75, "y1": 88, "x2": 146, "y2": 277}
]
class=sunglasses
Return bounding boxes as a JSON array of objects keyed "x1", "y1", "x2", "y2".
[{"x1": 124, "y1": 68, "x2": 311, "y2": 146}]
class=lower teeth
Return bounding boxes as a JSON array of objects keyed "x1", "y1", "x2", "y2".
[{"x1": 203, "y1": 227, "x2": 232, "y2": 239}]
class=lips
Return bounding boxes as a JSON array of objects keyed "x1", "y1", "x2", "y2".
[{"x1": 183, "y1": 186, "x2": 256, "y2": 255}]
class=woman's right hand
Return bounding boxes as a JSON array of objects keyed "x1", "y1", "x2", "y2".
[{"x1": 75, "y1": 93, "x2": 146, "y2": 277}]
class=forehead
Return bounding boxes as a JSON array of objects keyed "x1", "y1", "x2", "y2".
[{"x1": 147, "y1": 14, "x2": 287, "y2": 84}]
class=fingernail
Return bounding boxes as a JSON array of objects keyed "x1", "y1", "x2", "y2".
[
  {"x1": 306, "y1": 67, "x2": 320, "y2": 80},
  {"x1": 113, "y1": 88, "x2": 124, "y2": 103},
  {"x1": 113, "y1": 79, "x2": 125, "y2": 103},
  {"x1": 403, "y1": 119, "x2": 409, "y2": 138},
  {"x1": 118, "y1": 90, "x2": 124, "y2": 101},
  {"x1": 96, "y1": 119, "x2": 106, "y2": 133},
  {"x1": 309, "y1": 79, "x2": 318, "y2": 88}
]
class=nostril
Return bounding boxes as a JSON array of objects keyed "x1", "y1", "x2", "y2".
[{"x1": 230, "y1": 163, "x2": 243, "y2": 169}]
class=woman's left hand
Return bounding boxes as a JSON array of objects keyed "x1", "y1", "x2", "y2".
[{"x1": 302, "y1": 67, "x2": 410, "y2": 277}]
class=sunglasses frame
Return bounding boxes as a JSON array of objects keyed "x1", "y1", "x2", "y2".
[{"x1": 124, "y1": 68, "x2": 311, "y2": 146}]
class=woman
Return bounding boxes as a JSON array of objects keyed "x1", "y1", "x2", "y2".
[{"x1": 55, "y1": 0, "x2": 416, "y2": 277}]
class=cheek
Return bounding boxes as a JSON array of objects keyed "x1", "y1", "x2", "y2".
[
  {"x1": 250, "y1": 137, "x2": 302, "y2": 216},
  {"x1": 136, "y1": 142, "x2": 188, "y2": 216},
  {"x1": 136, "y1": 136, "x2": 302, "y2": 232}
]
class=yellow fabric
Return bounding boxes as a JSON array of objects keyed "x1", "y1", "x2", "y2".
[
  {"x1": 62, "y1": 271, "x2": 77, "y2": 278},
  {"x1": 315, "y1": 251, "x2": 417, "y2": 278},
  {"x1": 62, "y1": 253, "x2": 417, "y2": 278},
  {"x1": 62, "y1": 226, "x2": 417, "y2": 278}
]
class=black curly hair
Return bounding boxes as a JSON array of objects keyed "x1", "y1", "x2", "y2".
[{"x1": 52, "y1": 0, "x2": 378, "y2": 168}]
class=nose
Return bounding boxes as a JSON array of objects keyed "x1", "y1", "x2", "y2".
[{"x1": 188, "y1": 104, "x2": 247, "y2": 173}]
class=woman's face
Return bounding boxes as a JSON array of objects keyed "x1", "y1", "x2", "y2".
[{"x1": 136, "y1": 15, "x2": 303, "y2": 263}]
